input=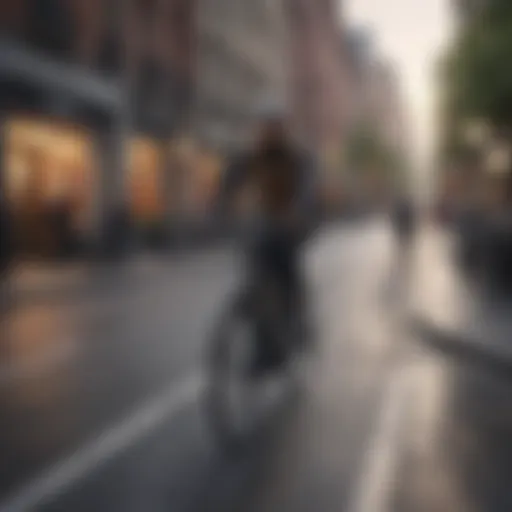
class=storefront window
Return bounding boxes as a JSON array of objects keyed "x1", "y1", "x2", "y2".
[
  {"x1": 5, "y1": 117, "x2": 96, "y2": 258},
  {"x1": 128, "y1": 137, "x2": 164, "y2": 225},
  {"x1": 194, "y1": 151, "x2": 222, "y2": 213},
  {"x1": 170, "y1": 138, "x2": 224, "y2": 217}
]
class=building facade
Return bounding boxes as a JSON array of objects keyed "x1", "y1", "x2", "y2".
[
  {"x1": 285, "y1": 0, "x2": 348, "y2": 211},
  {"x1": 370, "y1": 61, "x2": 406, "y2": 154},
  {"x1": 342, "y1": 26, "x2": 409, "y2": 204},
  {"x1": 344, "y1": 28, "x2": 407, "y2": 154},
  {"x1": 343, "y1": 27, "x2": 373, "y2": 133},
  {"x1": 0, "y1": 0, "x2": 196, "y2": 261},
  {"x1": 193, "y1": 0, "x2": 287, "y2": 150},
  {"x1": 286, "y1": 0, "x2": 347, "y2": 155}
]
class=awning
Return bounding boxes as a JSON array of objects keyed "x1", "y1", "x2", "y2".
[{"x1": 0, "y1": 40, "x2": 122, "y2": 112}]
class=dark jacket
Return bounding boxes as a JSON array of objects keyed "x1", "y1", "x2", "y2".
[{"x1": 218, "y1": 146, "x2": 319, "y2": 220}]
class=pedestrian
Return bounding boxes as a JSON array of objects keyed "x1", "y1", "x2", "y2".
[{"x1": 392, "y1": 195, "x2": 415, "y2": 244}]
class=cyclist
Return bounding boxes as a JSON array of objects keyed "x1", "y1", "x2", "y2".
[
  {"x1": 392, "y1": 194, "x2": 416, "y2": 263},
  {"x1": 217, "y1": 100, "x2": 318, "y2": 376}
]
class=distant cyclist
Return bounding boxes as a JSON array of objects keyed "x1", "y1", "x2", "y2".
[
  {"x1": 217, "y1": 99, "x2": 318, "y2": 375},
  {"x1": 392, "y1": 194, "x2": 416, "y2": 253}
]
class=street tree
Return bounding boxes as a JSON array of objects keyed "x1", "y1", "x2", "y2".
[{"x1": 443, "y1": 0, "x2": 512, "y2": 134}]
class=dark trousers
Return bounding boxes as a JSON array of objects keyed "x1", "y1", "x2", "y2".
[
  {"x1": 248, "y1": 224, "x2": 301, "y2": 310},
  {"x1": 245, "y1": 223, "x2": 304, "y2": 365}
]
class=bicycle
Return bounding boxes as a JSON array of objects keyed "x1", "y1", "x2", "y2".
[{"x1": 204, "y1": 231, "x2": 313, "y2": 451}]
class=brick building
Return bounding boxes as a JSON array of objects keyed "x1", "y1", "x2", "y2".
[
  {"x1": 285, "y1": 0, "x2": 347, "y2": 211},
  {"x1": 0, "y1": 0, "x2": 196, "y2": 260},
  {"x1": 285, "y1": 0, "x2": 346, "y2": 154}
]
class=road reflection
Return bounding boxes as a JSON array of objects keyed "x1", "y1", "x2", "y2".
[
  {"x1": 1, "y1": 303, "x2": 78, "y2": 380},
  {"x1": 0, "y1": 302, "x2": 81, "y2": 496}
]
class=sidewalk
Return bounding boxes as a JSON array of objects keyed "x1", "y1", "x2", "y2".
[
  {"x1": 0, "y1": 221, "x2": 243, "y2": 308},
  {"x1": 411, "y1": 225, "x2": 512, "y2": 367},
  {"x1": 0, "y1": 254, "x2": 177, "y2": 307}
]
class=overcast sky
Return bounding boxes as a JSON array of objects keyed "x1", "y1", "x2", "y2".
[{"x1": 343, "y1": 0, "x2": 455, "y2": 165}]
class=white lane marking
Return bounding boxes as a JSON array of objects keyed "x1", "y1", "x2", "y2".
[
  {"x1": 348, "y1": 368, "x2": 413, "y2": 512},
  {"x1": 0, "y1": 371, "x2": 204, "y2": 512},
  {"x1": 0, "y1": 339, "x2": 78, "y2": 386}
]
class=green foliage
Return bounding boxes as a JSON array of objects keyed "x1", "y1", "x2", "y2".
[
  {"x1": 345, "y1": 125, "x2": 386, "y2": 171},
  {"x1": 443, "y1": 0, "x2": 512, "y2": 131},
  {"x1": 344, "y1": 124, "x2": 409, "y2": 189},
  {"x1": 345, "y1": 125, "x2": 403, "y2": 169}
]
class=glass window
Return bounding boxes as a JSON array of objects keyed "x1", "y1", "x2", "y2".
[{"x1": 128, "y1": 138, "x2": 164, "y2": 222}]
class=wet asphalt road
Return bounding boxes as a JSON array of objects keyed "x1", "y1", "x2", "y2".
[{"x1": 1, "y1": 219, "x2": 512, "y2": 512}]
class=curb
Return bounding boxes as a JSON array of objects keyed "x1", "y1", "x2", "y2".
[
  {"x1": 412, "y1": 314, "x2": 512, "y2": 381},
  {"x1": 0, "y1": 234, "x2": 240, "y2": 310},
  {"x1": 1, "y1": 269, "x2": 159, "y2": 310}
]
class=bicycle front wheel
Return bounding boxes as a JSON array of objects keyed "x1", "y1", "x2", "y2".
[{"x1": 204, "y1": 299, "x2": 259, "y2": 450}]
